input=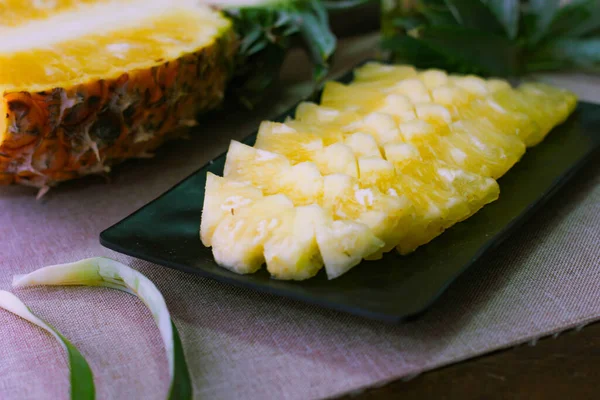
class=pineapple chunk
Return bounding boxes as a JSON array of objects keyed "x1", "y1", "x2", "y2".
[
  {"x1": 321, "y1": 81, "x2": 386, "y2": 112},
  {"x1": 487, "y1": 79, "x2": 512, "y2": 93},
  {"x1": 345, "y1": 132, "x2": 382, "y2": 158},
  {"x1": 286, "y1": 119, "x2": 346, "y2": 145},
  {"x1": 224, "y1": 141, "x2": 323, "y2": 205},
  {"x1": 343, "y1": 113, "x2": 402, "y2": 145},
  {"x1": 377, "y1": 94, "x2": 417, "y2": 122},
  {"x1": 255, "y1": 120, "x2": 358, "y2": 177},
  {"x1": 224, "y1": 140, "x2": 289, "y2": 184},
  {"x1": 450, "y1": 75, "x2": 490, "y2": 97},
  {"x1": 419, "y1": 69, "x2": 449, "y2": 89},
  {"x1": 314, "y1": 143, "x2": 358, "y2": 177},
  {"x1": 264, "y1": 205, "x2": 325, "y2": 280},
  {"x1": 491, "y1": 86, "x2": 569, "y2": 146},
  {"x1": 211, "y1": 194, "x2": 294, "y2": 274},
  {"x1": 431, "y1": 85, "x2": 472, "y2": 111},
  {"x1": 316, "y1": 219, "x2": 384, "y2": 279},
  {"x1": 321, "y1": 173, "x2": 413, "y2": 254},
  {"x1": 255, "y1": 121, "x2": 323, "y2": 163},
  {"x1": 200, "y1": 173, "x2": 263, "y2": 247},
  {"x1": 398, "y1": 119, "x2": 437, "y2": 143},
  {"x1": 387, "y1": 79, "x2": 432, "y2": 103},
  {"x1": 295, "y1": 102, "x2": 344, "y2": 123},
  {"x1": 200, "y1": 62, "x2": 578, "y2": 279},
  {"x1": 519, "y1": 83, "x2": 577, "y2": 127},
  {"x1": 353, "y1": 63, "x2": 417, "y2": 83},
  {"x1": 456, "y1": 98, "x2": 540, "y2": 145},
  {"x1": 414, "y1": 103, "x2": 453, "y2": 126}
]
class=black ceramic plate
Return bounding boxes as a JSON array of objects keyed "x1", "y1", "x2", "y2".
[{"x1": 100, "y1": 96, "x2": 600, "y2": 323}]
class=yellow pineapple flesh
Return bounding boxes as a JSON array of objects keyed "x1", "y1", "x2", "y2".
[
  {"x1": 0, "y1": 0, "x2": 236, "y2": 188},
  {"x1": 201, "y1": 62, "x2": 577, "y2": 280}
]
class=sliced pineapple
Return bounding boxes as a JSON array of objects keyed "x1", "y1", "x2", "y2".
[
  {"x1": 321, "y1": 174, "x2": 413, "y2": 255},
  {"x1": 201, "y1": 62, "x2": 577, "y2": 280},
  {"x1": 211, "y1": 194, "x2": 294, "y2": 274},
  {"x1": 353, "y1": 63, "x2": 418, "y2": 83},
  {"x1": 200, "y1": 172, "x2": 263, "y2": 247},
  {"x1": 315, "y1": 218, "x2": 384, "y2": 279},
  {"x1": 223, "y1": 140, "x2": 323, "y2": 205},
  {"x1": 263, "y1": 205, "x2": 324, "y2": 280}
]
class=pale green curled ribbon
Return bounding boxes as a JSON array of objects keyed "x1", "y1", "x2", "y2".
[
  {"x1": 12, "y1": 257, "x2": 192, "y2": 400},
  {"x1": 0, "y1": 290, "x2": 95, "y2": 400}
]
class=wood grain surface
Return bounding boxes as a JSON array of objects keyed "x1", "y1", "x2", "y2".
[{"x1": 341, "y1": 321, "x2": 600, "y2": 399}]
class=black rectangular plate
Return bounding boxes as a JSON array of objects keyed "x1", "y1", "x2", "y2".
[{"x1": 100, "y1": 94, "x2": 600, "y2": 323}]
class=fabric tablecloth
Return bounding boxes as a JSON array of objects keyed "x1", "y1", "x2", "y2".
[{"x1": 1, "y1": 35, "x2": 599, "y2": 400}]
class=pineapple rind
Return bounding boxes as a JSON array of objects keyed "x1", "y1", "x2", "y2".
[{"x1": 0, "y1": 6, "x2": 237, "y2": 188}]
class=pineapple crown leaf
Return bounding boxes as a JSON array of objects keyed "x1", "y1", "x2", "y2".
[
  {"x1": 383, "y1": 0, "x2": 600, "y2": 77},
  {"x1": 224, "y1": 0, "x2": 365, "y2": 108}
]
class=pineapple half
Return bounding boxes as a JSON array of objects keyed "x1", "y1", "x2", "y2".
[
  {"x1": 202, "y1": 63, "x2": 577, "y2": 280},
  {"x1": 0, "y1": 0, "x2": 236, "y2": 188},
  {"x1": 0, "y1": 0, "x2": 338, "y2": 191}
]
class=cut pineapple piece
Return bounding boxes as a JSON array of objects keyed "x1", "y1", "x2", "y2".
[
  {"x1": 211, "y1": 194, "x2": 294, "y2": 274},
  {"x1": 387, "y1": 78, "x2": 432, "y2": 103},
  {"x1": 254, "y1": 122, "x2": 358, "y2": 177},
  {"x1": 519, "y1": 83, "x2": 577, "y2": 127},
  {"x1": 200, "y1": 172, "x2": 263, "y2": 247},
  {"x1": 345, "y1": 132, "x2": 382, "y2": 158},
  {"x1": 321, "y1": 173, "x2": 413, "y2": 255},
  {"x1": 431, "y1": 85, "x2": 472, "y2": 115},
  {"x1": 316, "y1": 143, "x2": 359, "y2": 177},
  {"x1": 456, "y1": 98, "x2": 540, "y2": 144},
  {"x1": 343, "y1": 112, "x2": 402, "y2": 145},
  {"x1": 316, "y1": 219, "x2": 384, "y2": 279},
  {"x1": 487, "y1": 79, "x2": 512, "y2": 93},
  {"x1": 352, "y1": 63, "x2": 417, "y2": 83},
  {"x1": 255, "y1": 122, "x2": 323, "y2": 164},
  {"x1": 201, "y1": 62, "x2": 577, "y2": 280},
  {"x1": 320, "y1": 81, "x2": 387, "y2": 113},
  {"x1": 398, "y1": 161, "x2": 499, "y2": 212},
  {"x1": 377, "y1": 94, "x2": 417, "y2": 122},
  {"x1": 223, "y1": 140, "x2": 322, "y2": 205},
  {"x1": 224, "y1": 140, "x2": 290, "y2": 184},
  {"x1": 491, "y1": 85, "x2": 571, "y2": 146},
  {"x1": 419, "y1": 69, "x2": 449, "y2": 89},
  {"x1": 285, "y1": 119, "x2": 346, "y2": 146},
  {"x1": 264, "y1": 205, "x2": 325, "y2": 281},
  {"x1": 449, "y1": 75, "x2": 490, "y2": 97}
]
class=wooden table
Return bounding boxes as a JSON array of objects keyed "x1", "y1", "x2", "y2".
[{"x1": 346, "y1": 321, "x2": 600, "y2": 399}]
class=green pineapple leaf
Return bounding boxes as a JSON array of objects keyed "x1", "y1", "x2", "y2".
[
  {"x1": 224, "y1": 0, "x2": 367, "y2": 108},
  {"x1": 384, "y1": 0, "x2": 600, "y2": 76},
  {"x1": 415, "y1": 25, "x2": 519, "y2": 75},
  {"x1": 483, "y1": 0, "x2": 519, "y2": 39},
  {"x1": 444, "y1": 0, "x2": 505, "y2": 35},
  {"x1": 528, "y1": 0, "x2": 561, "y2": 44}
]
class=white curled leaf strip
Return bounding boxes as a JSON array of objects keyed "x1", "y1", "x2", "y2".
[
  {"x1": 12, "y1": 257, "x2": 192, "y2": 400},
  {"x1": 0, "y1": 290, "x2": 95, "y2": 400}
]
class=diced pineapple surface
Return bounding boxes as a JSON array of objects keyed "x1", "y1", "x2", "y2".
[{"x1": 201, "y1": 63, "x2": 577, "y2": 280}]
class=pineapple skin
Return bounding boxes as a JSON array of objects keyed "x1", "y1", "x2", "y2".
[{"x1": 0, "y1": 30, "x2": 237, "y2": 188}]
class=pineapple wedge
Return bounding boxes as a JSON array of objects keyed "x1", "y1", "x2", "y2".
[
  {"x1": 316, "y1": 219, "x2": 384, "y2": 279},
  {"x1": 200, "y1": 62, "x2": 577, "y2": 280},
  {"x1": 200, "y1": 172, "x2": 263, "y2": 247},
  {"x1": 223, "y1": 140, "x2": 323, "y2": 205},
  {"x1": 263, "y1": 205, "x2": 324, "y2": 280},
  {"x1": 264, "y1": 204, "x2": 385, "y2": 280},
  {"x1": 211, "y1": 194, "x2": 294, "y2": 274}
]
